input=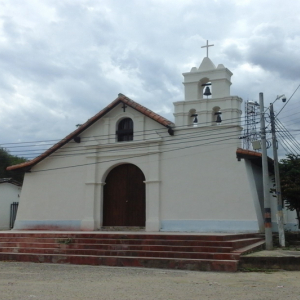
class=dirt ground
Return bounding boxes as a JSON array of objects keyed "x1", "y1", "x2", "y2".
[{"x1": 0, "y1": 262, "x2": 300, "y2": 300}]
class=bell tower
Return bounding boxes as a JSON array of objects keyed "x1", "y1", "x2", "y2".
[{"x1": 173, "y1": 41, "x2": 242, "y2": 128}]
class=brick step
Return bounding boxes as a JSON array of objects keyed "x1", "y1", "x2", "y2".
[
  {"x1": 0, "y1": 237, "x2": 262, "y2": 249},
  {"x1": 0, "y1": 233, "x2": 258, "y2": 241},
  {"x1": 0, "y1": 233, "x2": 264, "y2": 272},
  {"x1": 0, "y1": 247, "x2": 239, "y2": 260},
  {"x1": 0, "y1": 252, "x2": 239, "y2": 272},
  {"x1": 0, "y1": 242, "x2": 234, "y2": 253},
  {"x1": 0, "y1": 237, "x2": 241, "y2": 246}
]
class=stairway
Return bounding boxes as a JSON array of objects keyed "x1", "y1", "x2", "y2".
[{"x1": 0, "y1": 232, "x2": 264, "y2": 272}]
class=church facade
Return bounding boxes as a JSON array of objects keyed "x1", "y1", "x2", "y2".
[{"x1": 8, "y1": 55, "x2": 286, "y2": 233}]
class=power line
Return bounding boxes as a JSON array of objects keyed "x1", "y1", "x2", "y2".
[
  {"x1": 31, "y1": 135, "x2": 240, "y2": 173},
  {"x1": 275, "y1": 125, "x2": 299, "y2": 155},
  {"x1": 3, "y1": 115, "x2": 250, "y2": 160},
  {"x1": 6, "y1": 126, "x2": 243, "y2": 158},
  {"x1": 276, "y1": 131, "x2": 297, "y2": 155},
  {"x1": 7, "y1": 130, "x2": 243, "y2": 162},
  {"x1": 275, "y1": 111, "x2": 300, "y2": 122},
  {"x1": 276, "y1": 83, "x2": 300, "y2": 117},
  {"x1": 0, "y1": 114, "x2": 247, "y2": 148},
  {"x1": 275, "y1": 120, "x2": 300, "y2": 153}
]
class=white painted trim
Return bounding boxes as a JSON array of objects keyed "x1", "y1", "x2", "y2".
[
  {"x1": 173, "y1": 96, "x2": 243, "y2": 106},
  {"x1": 173, "y1": 125, "x2": 243, "y2": 132},
  {"x1": 144, "y1": 180, "x2": 161, "y2": 184},
  {"x1": 161, "y1": 220, "x2": 260, "y2": 233},
  {"x1": 244, "y1": 160, "x2": 264, "y2": 232}
]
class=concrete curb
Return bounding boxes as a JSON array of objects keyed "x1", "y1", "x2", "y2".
[{"x1": 239, "y1": 255, "x2": 300, "y2": 271}]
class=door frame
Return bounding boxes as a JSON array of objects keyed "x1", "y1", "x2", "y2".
[
  {"x1": 99, "y1": 161, "x2": 161, "y2": 232},
  {"x1": 81, "y1": 138, "x2": 162, "y2": 231},
  {"x1": 102, "y1": 163, "x2": 146, "y2": 227}
]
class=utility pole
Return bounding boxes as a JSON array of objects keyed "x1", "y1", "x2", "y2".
[
  {"x1": 259, "y1": 92, "x2": 273, "y2": 250},
  {"x1": 270, "y1": 103, "x2": 285, "y2": 247}
]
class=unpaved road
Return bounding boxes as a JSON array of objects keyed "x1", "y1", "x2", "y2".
[{"x1": 0, "y1": 262, "x2": 300, "y2": 300}]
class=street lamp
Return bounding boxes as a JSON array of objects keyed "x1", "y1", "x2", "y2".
[
  {"x1": 259, "y1": 93, "x2": 273, "y2": 250},
  {"x1": 270, "y1": 95, "x2": 286, "y2": 247}
]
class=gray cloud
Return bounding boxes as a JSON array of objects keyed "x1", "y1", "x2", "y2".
[{"x1": 0, "y1": 0, "x2": 300, "y2": 159}]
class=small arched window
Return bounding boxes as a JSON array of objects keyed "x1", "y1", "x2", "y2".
[{"x1": 116, "y1": 118, "x2": 133, "y2": 142}]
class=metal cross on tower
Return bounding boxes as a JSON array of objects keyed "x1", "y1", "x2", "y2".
[{"x1": 201, "y1": 40, "x2": 214, "y2": 57}]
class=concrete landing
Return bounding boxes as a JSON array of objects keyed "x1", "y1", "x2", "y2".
[{"x1": 240, "y1": 248, "x2": 300, "y2": 271}]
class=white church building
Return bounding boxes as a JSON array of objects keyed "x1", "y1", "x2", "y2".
[
  {"x1": 0, "y1": 178, "x2": 21, "y2": 230},
  {"x1": 7, "y1": 53, "x2": 297, "y2": 233}
]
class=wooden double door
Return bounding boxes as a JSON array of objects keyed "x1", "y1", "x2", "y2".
[{"x1": 103, "y1": 164, "x2": 146, "y2": 227}]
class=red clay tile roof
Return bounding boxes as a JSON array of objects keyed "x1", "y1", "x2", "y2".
[
  {"x1": 236, "y1": 147, "x2": 274, "y2": 171},
  {"x1": 7, "y1": 94, "x2": 174, "y2": 171},
  {"x1": 0, "y1": 178, "x2": 22, "y2": 186},
  {"x1": 236, "y1": 148, "x2": 263, "y2": 158}
]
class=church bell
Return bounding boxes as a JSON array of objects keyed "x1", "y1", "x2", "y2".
[
  {"x1": 191, "y1": 113, "x2": 198, "y2": 126},
  {"x1": 203, "y1": 86, "x2": 211, "y2": 97},
  {"x1": 215, "y1": 111, "x2": 222, "y2": 124}
]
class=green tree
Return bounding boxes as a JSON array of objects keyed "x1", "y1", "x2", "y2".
[
  {"x1": 279, "y1": 154, "x2": 300, "y2": 229},
  {"x1": 0, "y1": 147, "x2": 27, "y2": 183}
]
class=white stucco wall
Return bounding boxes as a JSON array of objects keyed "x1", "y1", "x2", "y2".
[
  {"x1": 15, "y1": 104, "x2": 167, "y2": 231},
  {"x1": 0, "y1": 183, "x2": 21, "y2": 230},
  {"x1": 282, "y1": 207, "x2": 298, "y2": 231},
  {"x1": 14, "y1": 101, "x2": 263, "y2": 232},
  {"x1": 159, "y1": 126, "x2": 261, "y2": 232},
  {"x1": 173, "y1": 96, "x2": 242, "y2": 128}
]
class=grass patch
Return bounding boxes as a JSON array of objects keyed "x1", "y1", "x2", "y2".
[
  {"x1": 57, "y1": 238, "x2": 74, "y2": 245},
  {"x1": 239, "y1": 267, "x2": 279, "y2": 273}
]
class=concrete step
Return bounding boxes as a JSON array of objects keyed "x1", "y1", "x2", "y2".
[
  {"x1": 0, "y1": 242, "x2": 234, "y2": 253},
  {"x1": 0, "y1": 232, "x2": 258, "y2": 241},
  {"x1": 0, "y1": 252, "x2": 239, "y2": 272},
  {"x1": 232, "y1": 240, "x2": 265, "y2": 256},
  {"x1": 0, "y1": 237, "x2": 262, "y2": 249},
  {"x1": 101, "y1": 226, "x2": 145, "y2": 231},
  {"x1": 0, "y1": 247, "x2": 239, "y2": 260}
]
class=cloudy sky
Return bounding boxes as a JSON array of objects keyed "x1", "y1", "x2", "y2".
[{"x1": 0, "y1": 0, "x2": 299, "y2": 159}]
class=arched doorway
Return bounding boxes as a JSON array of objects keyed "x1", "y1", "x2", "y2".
[{"x1": 103, "y1": 164, "x2": 145, "y2": 227}]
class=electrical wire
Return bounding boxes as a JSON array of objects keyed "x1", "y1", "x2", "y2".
[
  {"x1": 275, "y1": 120, "x2": 300, "y2": 153},
  {"x1": 276, "y1": 131, "x2": 297, "y2": 155},
  {"x1": 31, "y1": 135, "x2": 240, "y2": 173},
  {"x1": 6, "y1": 126, "x2": 244, "y2": 158},
  {"x1": 276, "y1": 84, "x2": 300, "y2": 117},
  {"x1": 2, "y1": 114, "x2": 251, "y2": 159},
  {"x1": 275, "y1": 125, "x2": 299, "y2": 155},
  {"x1": 0, "y1": 113, "x2": 249, "y2": 149}
]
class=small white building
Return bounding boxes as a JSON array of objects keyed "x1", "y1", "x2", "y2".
[
  {"x1": 7, "y1": 55, "x2": 298, "y2": 232},
  {"x1": 0, "y1": 178, "x2": 21, "y2": 230}
]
